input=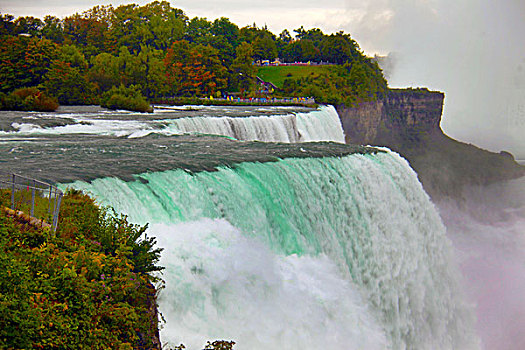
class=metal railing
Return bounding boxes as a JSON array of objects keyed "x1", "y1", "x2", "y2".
[{"x1": 0, "y1": 171, "x2": 63, "y2": 231}]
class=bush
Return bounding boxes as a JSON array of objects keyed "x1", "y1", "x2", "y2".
[
  {"x1": 100, "y1": 84, "x2": 153, "y2": 113},
  {"x1": 0, "y1": 189, "x2": 163, "y2": 349},
  {"x1": 1, "y1": 87, "x2": 59, "y2": 111}
]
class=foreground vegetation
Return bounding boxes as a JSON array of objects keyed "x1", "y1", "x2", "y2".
[
  {"x1": 0, "y1": 189, "x2": 163, "y2": 349},
  {"x1": 0, "y1": 1, "x2": 387, "y2": 111}
]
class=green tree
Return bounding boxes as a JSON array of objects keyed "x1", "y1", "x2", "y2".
[
  {"x1": 230, "y1": 42, "x2": 256, "y2": 92},
  {"x1": 164, "y1": 40, "x2": 227, "y2": 96},
  {"x1": 210, "y1": 17, "x2": 240, "y2": 65},
  {"x1": 14, "y1": 16, "x2": 43, "y2": 37},
  {"x1": 185, "y1": 17, "x2": 212, "y2": 44},
  {"x1": 253, "y1": 34, "x2": 277, "y2": 61},
  {"x1": 88, "y1": 52, "x2": 121, "y2": 92},
  {"x1": 136, "y1": 46, "x2": 169, "y2": 98},
  {"x1": 319, "y1": 32, "x2": 360, "y2": 64},
  {"x1": 41, "y1": 15, "x2": 64, "y2": 43},
  {"x1": 63, "y1": 8, "x2": 111, "y2": 57},
  {"x1": 279, "y1": 29, "x2": 292, "y2": 43},
  {"x1": 0, "y1": 36, "x2": 58, "y2": 93},
  {"x1": 100, "y1": 84, "x2": 152, "y2": 112},
  {"x1": 109, "y1": 1, "x2": 185, "y2": 53},
  {"x1": 117, "y1": 46, "x2": 145, "y2": 87},
  {"x1": 0, "y1": 14, "x2": 16, "y2": 36},
  {"x1": 43, "y1": 45, "x2": 97, "y2": 104}
]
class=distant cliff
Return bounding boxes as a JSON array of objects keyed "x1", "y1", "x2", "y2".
[{"x1": 337, "y1": 88, "x2": 525, "y2": 199}]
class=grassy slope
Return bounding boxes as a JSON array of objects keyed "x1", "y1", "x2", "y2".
[{"x1": 257, "y1": 65, "x2": 336, "y2": 88}]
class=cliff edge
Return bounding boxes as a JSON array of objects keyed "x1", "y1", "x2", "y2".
[{"x1": 337, "y1": 88, "x2": 525, "y2": 199}]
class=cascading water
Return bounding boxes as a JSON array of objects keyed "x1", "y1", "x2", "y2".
[
  {"x1": 1, "y1": 104, "x2": 478, "y2": 349},
  {"x1": 165, "y1": 105, "x2": 345, "y2": 142},
  {"x1": 0, "y1": 105, "x2": 345, "y2": 143},
  {"x1": 67, "y1": 150, "x2": 478, "y2": 350}
]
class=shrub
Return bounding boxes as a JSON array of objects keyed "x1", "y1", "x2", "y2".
[
  {"x1": 0, "y1": 189, "x2": 163, "y2": 349},
  {"x1": 1, "y1": 87, "x2": 59, "y2": 111},
  {"x1": 100, "y1": 84, "x2": 153, "y2": 113}
]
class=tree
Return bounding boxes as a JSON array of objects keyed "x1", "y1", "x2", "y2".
[
  {"x1": 185, "y1": 17, "x2": 212, "y2": 44},
  {"x1": 184, "y1": 17, "x2": 240, "y2": 66},
  {"x1": 319, "y1": 32, "x2": 360, "y2": 64},
  {"x1": 282, "y1": 39, "x2": 320, "y2": 62},
  {"x1": 63, "y1": 10, "x2": 110, "y2": 56},
  {"x1": 14, "y1": 16, "x2": 43, "y2": 37},
  {"x1": 100, "y1": 84, "x2": 152, "y2": 112},
  {"x1": 109, "y1": 1, "x2": 185, "y2": 53},
  {"x1": 230, "y1": 42, "x2": 256, "y2": 92},
  {"x1": 0, "y1": 36, "x2": 58, "y2": 93},
  {"x1": 209, "y1": 17, "x2": 240, "y2": 65},
  {"x1": 136, "y1": 47, "x2": 169, "y2": 98},
  {"x1": 43, "y1": 61, "x2": 96, "y2": 105},
  {"x1": 253, "y1": 34, "x2": 277, "y2": 61},
  {"x1": 279, "y1": 29, "x2": 292, "y2": 43},
  {"x1": 41, "y1": 16, "x2": 64, "y2": 43},
  {"x1": 88, "y1": 53, "x2": 121, "y2": 92},
  {"x1": 164, "y1": 40, "x2": 227, "y2": 96},
  {"x1": 43, "y1": 45, "x2": 97, "y2": 104},
  {"x1": 0, "y1": 14, "x2": 16, "y2": 36}
]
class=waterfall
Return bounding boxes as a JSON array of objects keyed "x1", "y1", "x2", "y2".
[
  {"x1": 1, "y1": 105, "x2": 345, "y2": 143},
  {"x1": 66, "y1": 150, "x2": 478, "y2": 350},
  {"x1": 163, "y1": 105, "x2": 345, "y2": 142}
]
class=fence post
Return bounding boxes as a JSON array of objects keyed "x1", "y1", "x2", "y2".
[
  {"x1": 31, "y1": 179, "x2": 35, "y2": 217},
  {"x1": 52, "y1": 192, "x2": 62, "y2": 232},
  {"x1": 11, "y1": 174, "x2": 15, "y2": 210},
  {"x1": 48, "y1": 186, "x2": 53, "y2": 217},
  {"x1": 53, "y1": 187, "x2": 58, "y2": 220}
]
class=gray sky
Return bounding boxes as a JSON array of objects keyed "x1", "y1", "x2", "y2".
[{"x1": 1, "y1": 0, "x2": 524, "y2": 158}]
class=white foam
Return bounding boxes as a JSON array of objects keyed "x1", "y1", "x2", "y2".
[{"x1": 154, "y1": 219, "x2": 388, "y2": 350}]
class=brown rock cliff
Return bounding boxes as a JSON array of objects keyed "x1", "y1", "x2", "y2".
[{"x1": 336, "y1": 88, "x2": 525, "y2": 199}]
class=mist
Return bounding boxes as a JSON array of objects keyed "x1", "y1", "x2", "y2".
[
  {"x1": 343, "y1": 0, "x2": 525, "y2": 159},
  {"x1": 436, "y1": 177, "x2": 525, "y2": 350}
]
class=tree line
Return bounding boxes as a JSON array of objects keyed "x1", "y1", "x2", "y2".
[{"x1": 0, "y1": 1, "x2": 387, "y2": 110}]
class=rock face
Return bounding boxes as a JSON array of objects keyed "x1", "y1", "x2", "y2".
[
  {"x1": 337, "y1": 88, "x2": 444, "y2": 145},
  {"x1": 336, "y1": 88, "x2": 525, "y2": 199}
]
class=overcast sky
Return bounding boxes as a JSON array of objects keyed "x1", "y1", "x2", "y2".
[{"x1": 2, "y1": 0, "x2": 524, "y2": 158}]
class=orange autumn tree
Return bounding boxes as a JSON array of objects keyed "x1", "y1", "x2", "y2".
[{"x1": 164, "y1": 40, "x2": 227, "y2": 97}]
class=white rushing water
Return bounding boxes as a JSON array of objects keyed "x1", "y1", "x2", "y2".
[
  {"x1": 163, "y1": 106, "x2": 345, "y2": 142},
  {"x1": 1, "y1": 105, "x2": 345, "y2": 143},
  {"x1": 66, "y1": 150, "x2": 478, "y2": 350}
]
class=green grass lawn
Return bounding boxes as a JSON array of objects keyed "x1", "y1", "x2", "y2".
[{"x1": 257, "y1": 65, "x2": 336, "y2": 88}]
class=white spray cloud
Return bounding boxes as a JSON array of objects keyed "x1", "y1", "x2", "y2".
[{"x1": 342, "y1": 0, "x2": 525, "y2": 158}]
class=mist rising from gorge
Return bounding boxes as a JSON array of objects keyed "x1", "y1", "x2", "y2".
[
  {"x1": 437, "y1": 177, "x2": 525, "y2": 350},
  {"x1": 345, "y1": 0, "x2": 525, "y2": 159}
]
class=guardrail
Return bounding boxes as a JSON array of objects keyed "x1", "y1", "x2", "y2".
[{"x1": 0, "y1": 171, "x2": 63, "y2": 231}]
